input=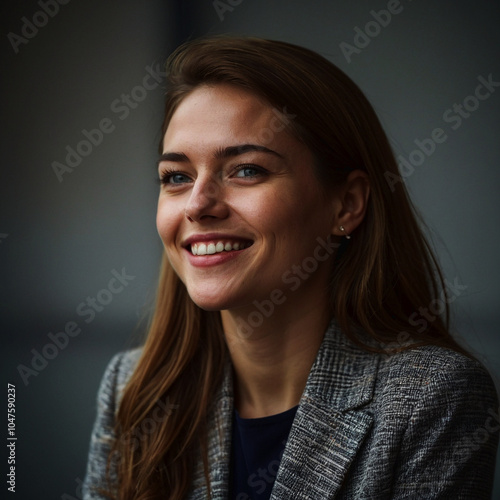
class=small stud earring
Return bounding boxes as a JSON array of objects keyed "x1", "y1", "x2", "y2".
[{"x1": 340, "y1": 225, "x2": 351, "y2": 239}]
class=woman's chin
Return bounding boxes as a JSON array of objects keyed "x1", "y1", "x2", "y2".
[
  {"x1": 194, "y1": 302, "x2": 225, "y2": 312},
  {"x1": 188, "y1": 290, "x2": 234, "y2": 312}
]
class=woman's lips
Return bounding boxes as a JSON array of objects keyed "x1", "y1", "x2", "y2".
[{"x1": 183, "y1": 238, "x2": 253, "y2": 267}]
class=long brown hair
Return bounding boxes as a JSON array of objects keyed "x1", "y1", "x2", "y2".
[{"x1": 105, "y1": 36, "x2": 468, "y2": 499}]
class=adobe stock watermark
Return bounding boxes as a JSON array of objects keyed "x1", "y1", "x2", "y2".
[
  {"x1": 408, "y1": 277, "x2": 467, "y2": 332},
  {"x1": 378, "y1": 276, "x2": 468, "y2": 357},
  {"x1": 230, "y1": 236, "x2": 340, "y2": 343},
  {"x1": 448, "y1": 406, "x2": 500, "y2": 466},
  {"x1": 7, "y1": 0, "x2": 71, "y2": 55},
  {"x1": 386, "y1": 73, "x2": 500, "y2": 192},
  {"x1": 17, "y1": 268, "x2": 135, "y2": 386},
  {"x1": 415, "y1": 406, "x2": 500, "y2": 499},
  {"x1": 51, "y1": 62, "x2": 166, "y2": 183},
  {"x1": 65, "y1": 397, "x2": 178, "y2": 498},
  {"x1": 339, "y1": 0, "x2": 411, "y2": 63},
  {"x1": 257, "y1": 106, "x2": 296, "y2": 144},
  {"x1": 61, "y1": 477, "x2": 83, "y2": 500},
  {"x1": 213, "y1": 0, "x2": 244, "y2": 21},
  {"x1": 234, "y1": 439, "x2": 287, "y2": 498},
  {"x1": 107, "y1": 397, "x2": 179, "y2": 469}
]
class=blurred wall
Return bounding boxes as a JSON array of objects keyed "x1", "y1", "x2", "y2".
[
  {"x1": 1, "y1": 1, "x2": 174, "y2": 497},
  {"x1": 2, "y1": 0, "x2": 499, "y2": 498}
]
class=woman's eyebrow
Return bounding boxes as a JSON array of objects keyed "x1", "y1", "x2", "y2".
[
  {"x1": 158, "y1": 152, "x2": 189, "y2": 164},
  {"x1": 214, "y1": 144, "x2": 285, "y2": 160},
  {"x1": 158, "y1": 144, "x2": 285, "y2": 165}
]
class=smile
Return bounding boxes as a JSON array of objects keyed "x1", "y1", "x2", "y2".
[{"x1": 190, "y1": 240, "x2": 253, "y2": 256}]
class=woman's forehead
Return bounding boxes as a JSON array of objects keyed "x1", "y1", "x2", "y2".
[{"x1": 163, "y1": 85, "x2": 295, "y2": 152}]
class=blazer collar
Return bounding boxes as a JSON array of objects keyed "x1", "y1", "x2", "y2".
[
  {"x1": 302, "y1": 320, "x2": 380, "y2": 411},
  {"x1": 191, "y1": 321, "x2": 380, "y2": 499}
]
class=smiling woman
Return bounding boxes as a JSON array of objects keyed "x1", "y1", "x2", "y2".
[
  {"x1": 82, "y1": 37, "x2": 499, "y2": 500},
  {"x1": 156, "y1": 83, "x2": 348, "y2": 314}
]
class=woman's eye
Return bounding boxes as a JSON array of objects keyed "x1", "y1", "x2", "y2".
[
  {"x1": 160, "y1": 171, "x2": 191, "y2": 185},
  {"x1": 234, "y1": 165, "x2": 265, "y2": 178}
]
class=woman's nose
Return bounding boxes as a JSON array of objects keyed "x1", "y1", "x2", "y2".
[{"x1": 184, "y1": 173, "x2": 229, "y2": 222}]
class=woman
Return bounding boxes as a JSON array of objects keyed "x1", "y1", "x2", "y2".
[{"x1": 83, "y1": 37, "x2": 499, "y2": 499}]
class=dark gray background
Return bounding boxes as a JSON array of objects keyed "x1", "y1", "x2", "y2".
[{"x1": 2, "y1": 1, "x2": 499, "y2": 498}]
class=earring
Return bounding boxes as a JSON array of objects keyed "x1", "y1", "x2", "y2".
[{"x1": 340, "y1": 226, "x2": 351, "y2": 239}]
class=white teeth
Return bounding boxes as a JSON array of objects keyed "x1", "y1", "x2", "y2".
[{"x1": 190, "y1": 240, "x2": 250, "y2": 255}]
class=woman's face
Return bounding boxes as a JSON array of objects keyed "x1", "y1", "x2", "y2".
[{"x1": 157, "y1": 84, "x2": 339, "y2": 312}]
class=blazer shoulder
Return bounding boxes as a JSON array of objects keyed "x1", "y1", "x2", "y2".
[
  {"x1": 377, "y1": 344, "x2": 498, "y2": 408},
  {"x1": 83, "y1": 348, "x2": 143, "y2": 498},
  {"x1": 109, "y1": 347, "x2": 142, "y2": 383},
  {"x1": 382, "y1": 344, "x2": 494, "y2": 377},
  {"x1": 381, "y1": 347, "x2": 500, "y2": 498}
]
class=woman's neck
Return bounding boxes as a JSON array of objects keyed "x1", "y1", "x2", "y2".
[{"x1": 221, "y1": 302, "x2": 330, "y2": 418}]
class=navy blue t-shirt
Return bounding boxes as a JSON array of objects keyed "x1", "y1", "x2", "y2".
[{"x1": 230, "y1": 405, "x2": 298, "y2": 500}]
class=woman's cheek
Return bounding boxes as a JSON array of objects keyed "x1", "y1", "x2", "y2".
[{"x1": 156, "y1": 205, "x2": 174, "y2": 244}]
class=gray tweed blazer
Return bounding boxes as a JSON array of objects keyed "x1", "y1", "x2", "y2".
[{"x1": 83, "y1": 323, "x2": 499, "y2": 499}]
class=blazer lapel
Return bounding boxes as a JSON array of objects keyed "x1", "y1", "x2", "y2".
[
  {"x1": 271, "y1": 323, "x2": 379, "y2": 499},
  {"x1": 188, "y1": 322, "x2": 379, "y2": 499}
]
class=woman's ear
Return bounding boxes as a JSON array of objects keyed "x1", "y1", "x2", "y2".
[{"x1": 331, "y1": 169, "x2": 370, "y2": 238}]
